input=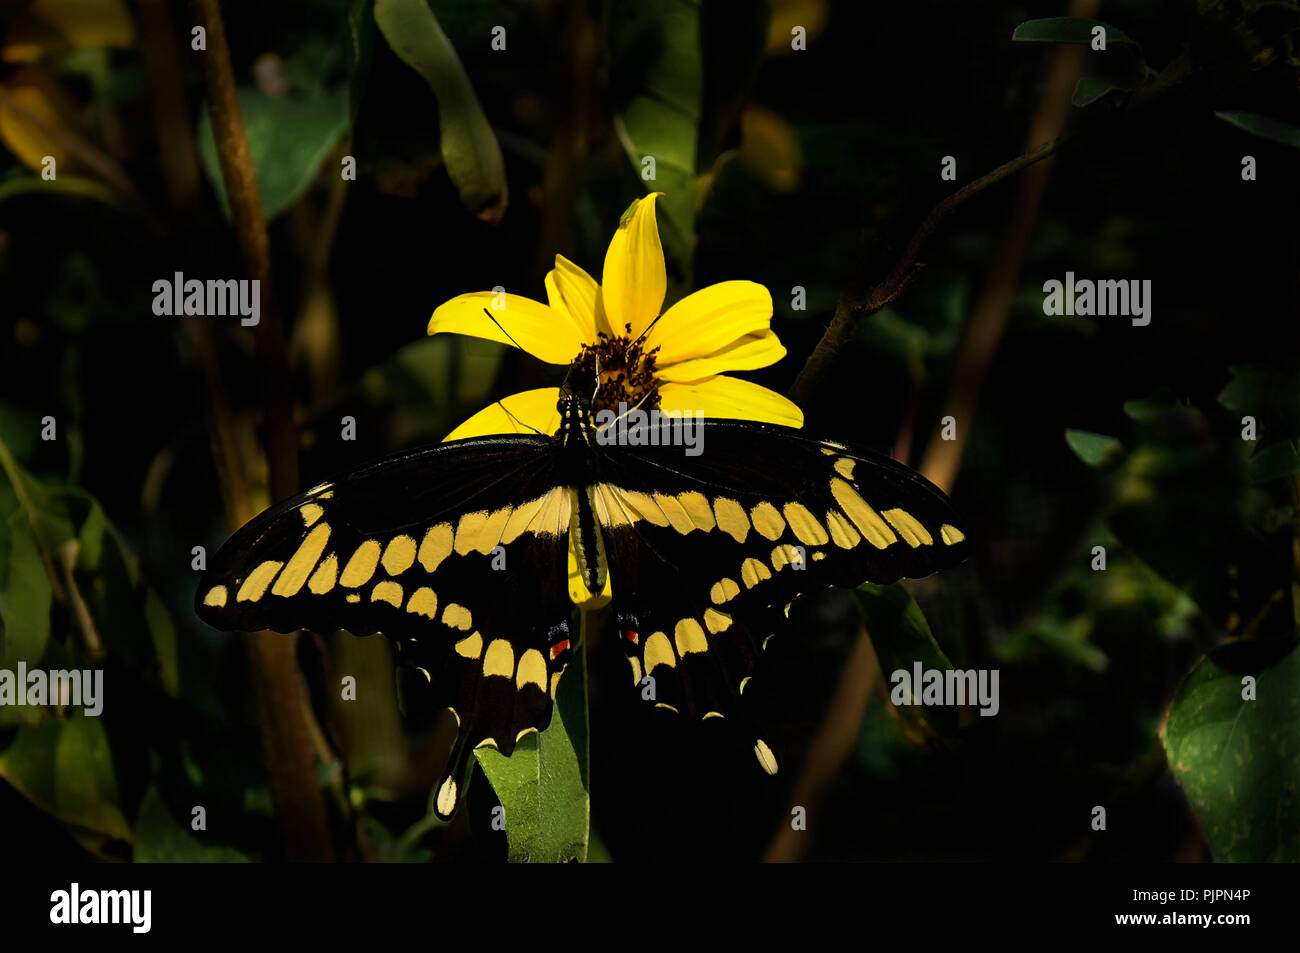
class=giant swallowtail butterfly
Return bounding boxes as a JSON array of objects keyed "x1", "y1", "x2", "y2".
[{"x1": 196, "y1": 388, "x2": 968, "y2": 819}]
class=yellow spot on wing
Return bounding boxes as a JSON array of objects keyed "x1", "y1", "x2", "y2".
[
  {"x1": 483, "y1": 639, "x2": 514, "y2": 678},
  {"x1": 308, "y1": 553, "x2": 338, "y2": 594},
  {"x1": 406, "y1": 586, "x2": 438, "y2": 619},
  {"x1": 418, "y1": 523, "x2": 453, "y2": 572},
  {"x1": 940, "y1": 523, "x2": 966, "y2": 545},
  {"x1": 516, "y1": 649, "x2": 547, "y2": 691},
  {"x1": 754, "y1": 739, "x2": 779, "y2": 775},
  {"x1": 713, "y1": 497, "x2": 750, "y2": 543},
  {"x1": 749, "y1": 502, "x2": 785, "y2": 540},
  {"x1": 435, "y1": 777, "x2": 458, "y2": 818},
  {"x1": 273, "y1": 523, "x2": 332, "y2": 597},
  {"x1": 825, "y1": 509, "x2": 861, "y2": 549},
  {"x1": 678, "y1": 491, "x2": 716, "y2": 531},
  {"x1": 203, "y1": 585, "x2": 228, "y2": 608},
  {"x1": 830, "y1": 478, "x2": 897, "y2": 549},
  {"x1": 654, "y1": 493, "x2": 698, "y2": 535},
  {"x1": 674, "y1": 617, "x2": 708, "y2": 655},
  {"x1": 502, "y1": 494, "x2": 546, "y2": 543},
  {"x1": 455, "y1": 508, "x2": 511, "y2": 556},
  {"x1": 371, "y1": 580, "x2": 402, "y2": 607},
  {"x1": 442, "y1": 603, "x2": 473, "y2": 631},
  {"x1": 454, "y1": 631, "x2": 483, "y2": 658},
  {"x1": 833, "y1": 457, "x2": 856, "y2": 480},
  {"x1": 591, "y1": 484, "x2": 631, "y2": 527},
  {"x1": 300, "y1": 503, "x2": 324, "y2": 527},
  {"x1": 741, "y1": 557, "x2": 772, "y2": 588},
  {"x1": 882, "y1": 508, "x2": 933, "y2": 547},
  {"x1": 644, "y1": 631, "x2": 675, "y2": 672},
  {"x1": 345, "y1": 594, "x2": 360, "y2": 603},
  {"x1": 381, "y1": 535, "x2": 417, "y2": 575},
  {"x1": 237, "y1": 560, "x2": 283, "y2": 602},
  {"x1": 783, "y1": 502, "x2": 829, "y2": 546},
  {"x1": 703, "y1": 608, "x2": 732, "y2": 634},
  {"x1": 618, "y1": 489, "x2": 669, "y2": 526},
  {"x1": 770, "y1": 543, "x2": 802, "y2": 570},
  {"x1": 710, "y1": 577, "x2": 740, "y2": 604},
  {"x1": 629, "y1": 656, "x2": 643, "y2": 685},
  {"x1": 340, "y1": 540, "x2": 382, "y2": 587}
]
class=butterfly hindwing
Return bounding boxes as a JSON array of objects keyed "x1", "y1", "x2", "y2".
[{"x1": 195, "y1": 436, "x2": 576, "y2": 818}]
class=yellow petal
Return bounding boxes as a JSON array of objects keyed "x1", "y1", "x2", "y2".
[
  {"x1": 658, "y1": 376, "x2": 804, "y2": 428},
  {"x1": 0, "y1": 67, "x2": 82, "y2": 170},
  {"x1": 656, "y1": 330, "x2": 786, "y2": 383},
  {"x1": 2, "y1": 0, "x2": 135, "y2": 63},
  {"x1": 601, "y1": 193, "x2": 666, "y2": 339},
  {"x1": 444, "y1": 388, "x2": 563, "y2": 441},
  {"x1": 645, "y1": 280, "x2": 773, "y2": 365},
  {"x1": 544, "y1": 254, "x2": 605, "y2": 342},
  {"x1": 428, "y1": 292, "x2": 585, "y2": 365}
]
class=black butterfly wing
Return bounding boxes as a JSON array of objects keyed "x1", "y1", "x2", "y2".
[
  {"x1": 195, "y1": 435, "x2": 576, "y2": 818},
  {"x1": 590, "y1": 418, "x2": 969, "y2": 772}
]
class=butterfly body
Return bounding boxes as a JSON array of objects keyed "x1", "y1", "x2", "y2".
[{"x1": 196, "y1": 396, "x2": 968, "y2": 818}]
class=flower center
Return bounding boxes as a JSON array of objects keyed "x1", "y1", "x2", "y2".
[{"x1": 573, "y1": 324, "x2": 662, "y2": 417}]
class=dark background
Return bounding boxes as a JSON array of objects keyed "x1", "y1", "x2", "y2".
[{"x1": 2, "y1": 0, "x2": 1298, "y2": 862}]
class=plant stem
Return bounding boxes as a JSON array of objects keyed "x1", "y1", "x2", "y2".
[{"x1": 191, "y1": 0, "x2": 333, "y2": 862}]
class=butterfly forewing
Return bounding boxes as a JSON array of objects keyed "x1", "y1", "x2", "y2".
[
  {"x1": 588, "y1": 418, "x2": 969, "y2": 771},
  {"x1": 195, "y1": 435, "x2": 576, "y2": 818}
]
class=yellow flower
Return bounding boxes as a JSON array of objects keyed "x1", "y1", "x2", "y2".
[{"x1": 428, "y1": 193, "x2": 803, "y2": 439}]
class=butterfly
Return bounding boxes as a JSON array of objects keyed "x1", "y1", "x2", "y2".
[{"x1": 195, "y1": 384, "x2": 969, "y2": 819}]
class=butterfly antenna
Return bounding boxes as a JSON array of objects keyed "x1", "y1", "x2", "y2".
[
  {"x1": 481, "y1": 307, "x2": 528, "y2": 352},
  {"x1": 597, "y1": 383, "x2": 656, "y2": 437},
  {"x1": 624, "y1": 312, "x2": 667, "y2": 357},
  {"x1": 494, "y1": 399, "x2": 545, "y2": 436}
]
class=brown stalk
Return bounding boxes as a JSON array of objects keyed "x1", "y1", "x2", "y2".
[{"x1": 190, "y1": 0, "x2": 333, "y2": 862}]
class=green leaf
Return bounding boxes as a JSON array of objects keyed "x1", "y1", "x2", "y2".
[
  {"x1": 1072, "y1": 76, "x2": 1115, "y2": 106},
  {"x1": 133, "y1": 786, "x2": 250, "y2": 862},
  {"x1": 854, "y1": 583, "x2": 958, "y2": 740},
  {"x1": 1216, "y1": 111, "x2": 1300, "y2": 151},
  {"x1": 373, "y1": 0, "x2": 508, "y2": 222},
  {"x1": 1011, "y1": 17, "x2": 1136, "y2": 46},
  {"x1": 197, "y1": 86, "x2": 349, "y2": 222},
  {"x1": 0, "y1": 713, "x2": 131, "y2": 846},
  {"x1": 1065, "y1": 428, "x2": 1122, "y2": 467},
  {"x1": 1218, "y1": 364, "x2": 1300, "y2": 437},
  {"x1": 609, "y1": 0, "x2": 703, "y2": 293},
  {"x1": 1163, "y1": 638, "x2": 1300, "y2": 861},
  {"x1": 0, "y1": 510, "x2": 52, "y2": 677},
  {"x1": 474, "y1": 613, "x2": 589, "y2": 862},
  {"x1": 1246, "y1": 441, "x2": 1300, "y2": 485}
]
